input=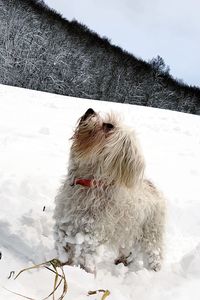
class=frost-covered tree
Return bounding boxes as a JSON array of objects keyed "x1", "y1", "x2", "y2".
[{"x1": 149, "y1": 55, "x2": 170, "y2": 75}]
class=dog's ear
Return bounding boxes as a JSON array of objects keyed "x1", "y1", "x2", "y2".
[
  {"x1": 81, "y1": 108, "x2": 96, "y2": 121},
  {"x1": 104, "y1": 134, "x2": 145, "y2": 188}
]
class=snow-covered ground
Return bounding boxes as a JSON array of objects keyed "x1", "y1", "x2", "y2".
[{"x1": 0, "y1": 84, "x2": 200, "y2": 299}]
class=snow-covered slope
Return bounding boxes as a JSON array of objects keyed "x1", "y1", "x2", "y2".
[{"x1": 0, "y1": 84, "x2": 200, "y2": 299}]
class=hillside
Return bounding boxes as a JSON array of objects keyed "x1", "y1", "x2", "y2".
[{"x1": 0, "y1": 0, "x2": 199, "y2": 114}]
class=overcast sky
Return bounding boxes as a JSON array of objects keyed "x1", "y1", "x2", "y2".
[{"x1": 44, "y1": 0, "x2": 200, "y2": 87}]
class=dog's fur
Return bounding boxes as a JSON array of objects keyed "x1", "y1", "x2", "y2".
[{"x1": 54, "y1": 109, "x2": 166, "y2": 272}]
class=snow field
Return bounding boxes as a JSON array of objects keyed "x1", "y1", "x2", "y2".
[{"x1": 0, "y1": 84, "x2": 200, "y2": 299}]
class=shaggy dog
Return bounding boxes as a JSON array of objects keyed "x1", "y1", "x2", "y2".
[{"x1": 54, "y1": 108, "x2": 166, "y2": 272}]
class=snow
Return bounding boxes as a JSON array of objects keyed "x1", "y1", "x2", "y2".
[{"x1": 0, "y1": 84, "x2": 200, "y2": 299}]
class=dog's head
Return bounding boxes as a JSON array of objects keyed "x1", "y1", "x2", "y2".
[{"x1": 71, "y1": 108, "x2": 145, "y2": 188}]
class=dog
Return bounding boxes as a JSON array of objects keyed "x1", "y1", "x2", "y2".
[{"x1": 54, "y1": 108, "x2": 166, "y2": 272}]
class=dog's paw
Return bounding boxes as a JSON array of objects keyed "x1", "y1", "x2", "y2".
[
  {"x1": 146, "y1": 251, "x2": 162, "y2": 272},
  {"x1": 149, "y1": 260, "x2": 161, "y2": 272},
  {"x1": 115, "y1": 256, "x2": 129, "y2": 266},
  {"x1": 115, "y1": 252, "x2": 133, "y2": 266}
]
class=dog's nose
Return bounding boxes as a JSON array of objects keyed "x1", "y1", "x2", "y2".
[{"x1": 82, "y1": 108, "x2": 96, "y2": 121}]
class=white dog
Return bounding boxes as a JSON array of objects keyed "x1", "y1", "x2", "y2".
[{"x1": 54, "y1": 108, "x2": 166, "y2": 272}]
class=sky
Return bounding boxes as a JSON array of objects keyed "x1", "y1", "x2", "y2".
[{"x1": 44, "y1": 0, "x2": 200, "y2": 87}]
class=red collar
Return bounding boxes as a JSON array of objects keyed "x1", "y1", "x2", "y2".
[{"x1": 71, "y1": 178, "x2": 102, "y2": 188}]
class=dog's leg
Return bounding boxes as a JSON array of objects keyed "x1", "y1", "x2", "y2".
[
  {"x1": 55, "y1": 220, "x2": 99, "y2": 273},
  {"x1": 77, "y1": 236, "x2": 102, "y2": 274},
  {"x1": 141, "y1": 214, "x2": 164, "y2": 271},
  {"x1": 54, "y1": 223, "x2": 76, "y2": 265}
]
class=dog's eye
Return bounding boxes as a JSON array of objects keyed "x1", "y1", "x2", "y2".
[{"x1": 103, "y1": 123, "x2": 114, "y2": 132}]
